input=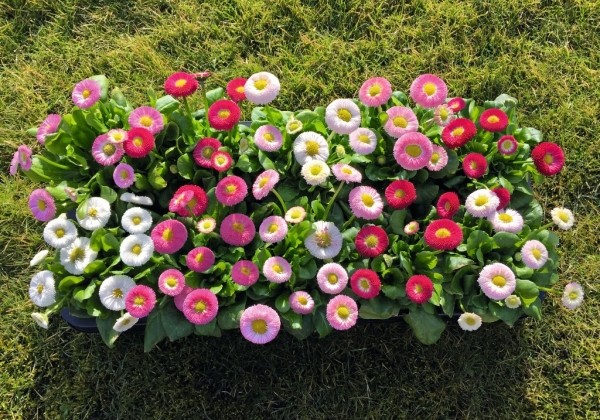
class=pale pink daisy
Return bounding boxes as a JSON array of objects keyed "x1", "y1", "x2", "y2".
[
  {"x1": 358, "y1": 77, "x2": 392, "y2": 107},
  {"x1": 332, "y1": 163, "x2": 362, "y2": 183},
  {"x1": 393, "y1": 132, "x2": 434, "y2": 171},
  {"x1": 326, "y1": 295, "x2": 358, "y2": 331},
  {"x1": 254, "y1": 125, "x2": 283, "y2": 152},
  {"x1": 348, "y1": 186, "x2": 384, "y2": 220},
  {"x1": 92, "y1": 134, "x2": 124, "y2": 166},
  {"x1": 125, "y1": 285, "x2": 156, "y2": 318},
  {"x1": 151, "y1": 219, "x2": 188, "y2": 254},
  {"x1": 128, "y1": 106, "x2": 164, "y2": 135},
  {"x1": 317, "y1": 263, "x2": 348, "y2": 294},
  {"x1": 465, "y1": 189, "x2": 500, "y2": 218},
  {"x1": 106, "y1": 128, "x2": 128, "y2": 144},
  {"x1": 220, "y1": 213, "x2": 256, "y2": 247},
  {"x1": 215, "y1": 175, "x2": 248, "y2": 206},
  {"x1": 252, "y1": 169, "x2": 280, "y2": 200},
  {"x1": 562, "y1": 282, "x2": 584, "y2": 310},
  {"x1": 325, "y1": 99, "x2": 361, "y2": 134},
  {"x1": 521, "y1": 240, "x2": 548, "y2": 269},
  {"x1": 478, "y1": 263, "x2": 516, "y2": 300},
  {"x1": 158, "y1": 269, "x2": 186, "y2": 296},
  {"x1": 409, "y1": 74, "x2": 448, "y2": 108},
  {"x1": 186, "y1": 247, "x2": 215, "y2": 273},
  {"x1": 28, "y1": 189, "x2": 56, "y2": 222},
  {"x1": 433, "y1": 104, "x2": 455, "y2": 127},
  {"x1": 244, "y1": 72, "x2": 280, "y2": 105},
  {"x1": 15, "y1": 145, "x2": 33, "y2": 172},
  {"x1": 458, "y1": 313, "x2": 482, "y2": 331},
  {"x1": 231, "y1": 260, "x2": 260, "y2": 286},
  {"x1": 384, "y1": 106, "x2": 419, "y2": 138},
  {"x1": 239, "y1": 304, "x2": 281, "y2": 344},
  {"x1": 263, "y1": 256, "x2": 292, "y2": 283},
  {"x1": 182, "y1": 289, "x2": 219, "y2": 325},
  {"x1": 259, "y1": 216, "x2": 288, "y2": 244},
  {"x1": 305, "y1": 221, "x2": 343, "y2": 260},
  {"x1": 72, "y1": 79, "x2": 101, "y2": 109},
  {"x1": 37, "y1": 114, "x2": 61, "y2": 144},
  {"x1": 426, "y1": 145, "x2": 449, "y2": 171},
  {"x1": 285, "y1": 206, "x2": 307, "y2": 224},
  {"x1": 113, "y1": 163, "x2": 135, "y2": 189},
  {"x1": 289, "y1": 291, "x2": 315, "y2": 315},
  {"x1": 404, "y1": 221, "x2": 420, "y2": 235},
  {"x1": 348, "y1": 127, "x2": 378, "y2": 155},
  {"x1": 488, "y1": 209, "x2": 524, "y2": 234}
]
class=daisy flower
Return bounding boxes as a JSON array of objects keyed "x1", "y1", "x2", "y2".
[
  {"x1": 29, "y1": 250, "x2": 49, "y2": 267},
  {"x1": 231, "y1": 260, "x2": 260, "y2": 286},
  {"x1": 349, "y1": 186, "x2": 384, "y2": 220},
  {"x1": 124, "y1": 127, "x2": 155, "y2": 158},
  {"x1": 497, "y1": 135, "x2": 518, "y2": 155},
  {"x1": 424, "y1": 219, "x2": 463, "y2": 251},
  {"x1": 532, "y1": 142, "x2": 565, "y2": 176},
  {"x1": 447, "y1": 97, "x2": 466, "y2": 112},
  {"x1": 427, "y1": 145, "x2": 449, "y2": 171},
  {"x1": 465, "y1": 189, "x2": 500, "y2": 218},
  {"x1": 60, "y1": 237, "x2": 98, "y2": 275},
  {"x1": 128, "y1": 106, "x2": 164, "y2": 135},
  {"x1": 158, "y1": 269, "x2": 186, "y2": 296},
  {"x1": 317, "y1": 263, "x2": 348, "y2": 294},
  {"x1": 76, "y1": 197, "x2": 111, "y2": 231},
  {"x1": 433, "y1": 104, "x2": 455, "y2": 127},
  {"x1": 120, "y1": 193, "x2": 153, "y2": 206},
  {"x1": 220, "y1": 213, "x2": 256, "y2": 246},
  {"x1": 31, "y1": 312, "x2": 49, "y2": 329},
  {"x1": 478, "y1": 262, "x2": 516, "y2": 300},
  {"x1": 208, "y1": 99, "x2": 241, "y2": 131},
  {"x1": 120, "y1": 234, "x2": 154, "y2": 267},
  {"x1": 348, "y1": 127, "x2": 378, "y2": 155},
  {"x1": 409, "y1": 74, "x2": 448, "y2": 108},
  {"x1": 43, "y1": 217, "x2": 77, "y2": 249},
  {"x1": 252, "y1": 169, "x2": 280, "y2": 200},
  {"x1": 92, "y1": 134, "x2": 124, "y2": 166},
  {"x1": 350, "y1": 268, "x2": 381, "y2": 299},
  {"x1": 479, "y1": 108, "x2": 508, "y2": 132},
  {"x1": 113, "y1": 162, "x2": 135, "y2": 189},
  {"x1": 193, "y1": 137, "x2": 222, "y2": 168},
  {"x1": 458, "y1": 313, "x2": 482, "y2": 331},
  {"x1": 125, "y1": 285, "x2": 156, "y2": 318},
  {"x1": 436, "y1": 192, "x2": 460, "y2": 219},
  {"x1": 263, "y1": 256, "x2": 292, "y2": 283},
  {"x1": 285, "y1": 206, "x2": 307, "y2": 224},
  {"x1": 285, "y1": 116, "x2": 303, "y2": 135},
  {"x1": 182, "y1": 289, "x2": 219, "y2": 325},
  {"x1": 489, "y1": 209, "x2": 524, "y2": 233},
  {"x1": 393, "y1": 132, "x2": 434, "y2": 171},
  {"x1": 99, "y1": 275, "x2": 136, "y2": 311},
  {"x1": 326, "y1": 295, "x2": 358, "y2": 331},
  {"x1": 28, "y1": 189, "x2": 56, "y2": 222},
  {"x1": 215, "y1": 175, "x2": 248, "y2": 206},
  {"x1": 186, "y1": 247, "x2": 215, "y2": 273},
  {"x1": 405, "y1": 274, "x2": 434, "y2": 304},
  {"x1": 504, "y1": 295, "x2": 522, "y2": 309},
  {"x1": 174, "y1": 286, "x2": 194, "y2": 312},
  {"x1": 37, "y1": 114, "x2": 61, "y2": 144},
  {"x1": 551, "y1": 207, "x2": 575, "y2": 230},
  {"x1": 113, "y1": 313, "x2": 139, "y2": 333},
  {"x1": 29, "y1": 271, "x2": 56, "y2": 307},
  {"x1": 358, "y1": 77, "x2": 392, "y2": 107},
  {"x1": 325, "y1": 99, "x2": 361, "y2": 134},
  {"x1": 211, "y1": 151, "x2": 233, "y2": 172},
  {"x1": 331, "y1": 163, "x2": 362, "y2": 184},
  {"x1": 16, "y1": 145, "x2": 33, "y2": 171},
  {"x1": 169, "y1": 185, "x2": 208, "y2": 217},
  {"x1": 562, "y1": 282, "x2": 584, "y2": 310},
  {"x1": 301, "y1": 161, "x2": 330, "y2": 186},
  {"x1": 404, "y1": 221, "x2": 420, "y2": 235},
  {"x1": 9, "y1": 151, "x2": 20, "y2": 175},
  {"x1": 305, "y1": 221, "x2": 343, "y2": 260},
  {"x1": 289, "y1": 291, "x2": 315, "y2": 315},
  {"x1": 240, "y1": 304, "x2": 281, "y2": 344},
  {"x1": 441, "y1": 118, "x2": 477, "y2": 149},
  {"x1": 164, "y1": 72, "x2": 198, "y2": 97},
  {"x1": 259, "y1": 216, "x2": 288, "y2": 244},
  {"x1": 385, "y1": 180, "x2": 417, "y2": 210},
  {"x1": 521, "y1": 240, "x2": 549, "y2": 269},
  {"x1": 72, "y1": 78, "x2": 101, "y2": 109},
  {"x1": 64, "y1": 187, "x2": 78, "y2": 202},
  {"x1": 192, "y1": 71, "x2": 212, "y2": 80},
  {"x1": 121, "y1": 207, "x2": 153, "y2": 234},
  {"x1": 254, "y1": 125, "x2": 284, "y2": 152},
  {"x1": 244, "y1": 72, "x2": 280, "y2": 105},
  {"x1": 384, "y1": 106, "x2": 419, "y2": 138},
  {"x1": 462, "y1": 153, "x2": 488, "y2": 179},
  {"x1": 293, "y1": 131, "x2": 329, "y2": 165},
  {"x1": 226, "y1": 77, "x2": 247, "y2": 102},
  {"x1": 491, "y1": 187, "x2": 511, "y2": 210},
  {"x1": 151, "y1": 219, "x2": 188, "y2": 254},
  {"x1": 196, "y1": 217, "x2": 217, "y2": 234},
  {"x1": 107, "y1": 128, "x2": 128, "y2": 144},
  {"x1": 355, "y1": 225, "x2": 389, "y2": 258}
]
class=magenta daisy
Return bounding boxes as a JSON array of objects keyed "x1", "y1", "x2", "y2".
[
  {"x1": 317, "y1": 263, "x2": 348, "y2": 295},
  {"x1": 521, "y1": 240, "x2": 549, "y2": 269},
  {"x1": 240, "y1": 304, "x2": 281, "y2": 344},
  {"x1": 259, "y1": 216, "x2": 288, "y2": 244},
  {"x1": 348, "y1": 127, "x2": 378, "y2": 155},
  {"x1": 252, "y1": 169, "x2": 280, "y2": 200},
  {"x1": 426, "y1": 145, "x2": 449, "y2": 171},
  {"x1": 326, "y1": 295, "x2": 358, "y2": 331},
  {"x1": 409, "y1": 74, "x2": 448, "y2": 108},
  {"x1": 349, "y1": 186, "x2": 384, "y2": 220},
  {"x1": 497, "y1": 135, "x2": 519, "y2": 155},
  {"x1": 158, "y1": 269, "x2": 185, "y2": 296},
  {"x1": 182, "y1": 289, "x2": 219, "y2": 325},
  {"x1": 263, "y1": 256, "x2": 292, "y2": 284},
  {"x1": 231, "y1": 260, "x2": 260, "y2": 286},
  {"x1": 332, "y1": 163, "x2": 362, "y2": 183},
  {"x1": 125, "y1": 285, "x2": 156, "y2": 318},
  {"x1": 350, "y1": 268, "x2": 381, "y2": 299},
  {"x1": 289, "y1": 291, "x2": 315, "y2": 315},
  {"x1": 220, "y1": 213, "x2": 256, "y2": 247},
  {"x1": 215, "y1": 175, "x2": 248, "y2": 206},
  {"x1": 128, "y1": 106, "x2": 164, "y2": 135},
  {"x1": 16, "y1": 145, "x2": 32, "y2": 171},
  {"x1": 358, "y1": 77, "x2": 392, "y2": 107},
  {"x1": 211, "y1": 151, "x2": 233, "y2": 172},
  {"x1": 151, "y1": 219, "x2": 188, "y2": 254},
  {"x1": 393, "y1": 132, "x2": 434, "y2": 171},
  {"x1": 113, "y1": 163, "x2": 135, "y2": 189},
  {"x1": 72, "y1": 79, "x2": 101, "y2": 109},
  {"x1": 254, "y1": 125, "x2": 283, "y2": 152},
  {"x1": 193, "y1": 137, "x2": 222, "y2": 168},
  {"x1": 92, "y1": 134, "x2": 124, "y2": 166},
  {"x1": 384, "y1": 106, "x2": 419, "y2": 138},
  {"x1": 477, "y1": 263, "x2": 516, "y2": 300},
  {"x1": 37, "y1": 114, "x2": 61, "y2": 144},
  {"x1": 186, "y1": 247, "x2": 215, "y2": 273},
  {"x1": 28, "y1": 189, "x2": 56, "y2": 222}
]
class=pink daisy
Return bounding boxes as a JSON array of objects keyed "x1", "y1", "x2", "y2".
[
  {"x1": 426, "y1": 145, "x2": 449, "y2": 171},
  {"x1": 289, "y1": 291, "x2": 315, "y2": 315},
  {"x1": 326, "y1": 295, "x2": 358, "y2": 331},
  {"x1": 497, "y1": 135, "x2": 519, "y2": 155},
  {"x1": 433, "y1": 104, "x2": 455, "y2": 127},
  {"x1": 124, "y1": 127, "x2": 155, "y2": 158},
  {"x1": 405, "y1": 275, "x2": 434, "y2": 304},
  {"x1": 28, "y1": 189, "x2": 56, "y2": 222},
  {"x1": 207, "y1": 99, "x2": 241, "y2": 131},
  {"x1": 174, "y1": 286, "x2": 194, "y2": 312},
  {"x1": 254, "y1": 125, "x2": 283, "y2": 152},
  {"x1": 158, "y1": 269, "x2": 186, "y2": 296},
  {"x1": 92, "y1": 134, "x2": 124, "y2": 166},
  {"x1": 16, "y1": 145, "x2": 32, "y2": 171},
  {"x1": 521, "y1": 240, "x2": 549, "y2": 270},
  {"x1": 259, "y1": 216, "x2": 288, "y2": 244},
  {"x1": 186, "y1": 247, "x2": 215, "y2": 273},
  {"x1": 348, "y1": 127, "x2": 378, "y2": 155},
  {"x1": 106, "y1": 129, "x2": 128, "y2": 144},
  {"x1": 113, "y1": 163, "x2": 135, "y2": 189},
  {"x1": 151, "y1": 219, "x2": 188, "y2": 254},
  {"x1": 404, "y1": 221, "x2": 420, "y2": 235},
  {"x1": 332, "y1": 163, "x2": 362, "y2": 183},
  {"x1": 72, "y1": 79, "x2": 101, "y2": 109},
  {"x1": 125, "y1": 285, "x2": 156, "y2": 318},
  {"x1": 358, "y1": 77, "x2": 392, "y2": 107},
  {"x1": 240, "y1": 304, "x2": 281, "y2": 344},
  {"x1": 349, "y1": 186, "x2": 384, "y2": 220},
  {"x1": 215, "y1": 175, "x2": 248, "y2": 206},
  {"x1": 479, "y1": 108, "x2": 508, "y2": 132},
  {"x1": 385, "y1": 180, "x2": 417, "y2": 210},
  {"x1": 409, "y1": 74, "x2": 448, "y2": 108},
  {"x1": 317, "y1": 263, "x2": 348, "y2": 294},
  {"x1": 350, "y1": 268, "x2": 381, "y2": 299},
  {"x1": 231, "y1": 260, "x2": 260, "y2": 286},
  {"x1": 169, "y1": 185, "x2": 208, "y2": 217},
  {"x1": 462, "y1": 153, "x2": 488, "y2": 179},
  {"x1": 164, "y1": 72, "x2": 198, "y2": 97},
  {"x1": 220, "y1": 213, "x2": 256, "y2": 246},
  {"x1": 182, "y1": 289, "x2": 219, "y2": 325},
  {"x1": 384, "y1": 106, "x2": 419, "y2": 138},
  {"x1": 9, "y1": 152, "x2": 20, "y2": 176},
  {"x1": 211, "y1": 151, "x2": 233, "y2": 172},
  {"x1": 37, "y1": 114, "x2": 61, "y2": 144},
  {"x1": 128, "y1": 106, "x2": 164, "y2": 135},
  {"x1": 193, "y1": 138, "x2": 222, "y2": 168},
  {"x1": 447, "y1": 97, "x2": 466, "y2": 113},
  {"x1": 477, "y1": 263, "x2": 516, "y2": 300},
  {"x1": 226, "y1": 77, "x2": 248, "y2": 102},
  {"x1": 252, "y1": 169, "x2": 280, "y2": 200},
  {"x1": 393, "y1": 132, "x2": 434, "y2": 171},
  {"x1": 263, "y1": 256, "x2": 292, "y2": 284}
]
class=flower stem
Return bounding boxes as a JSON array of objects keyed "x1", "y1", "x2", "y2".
[
  {"x1": 323, "y1": 182, "x2": 344, "y2": 221},
  {"x1": 342, "y1": 215, "x2": 356, "y2": 230},
  {"x1": 537, "y1": 286, "x2": 559, "y2": 294},
  {"x1": 199, "y1": 81, "x2": 210, "y2": 132},
  {"x1": 271, "y1": 189, "x2": 288, "y2": 214},
  {"x1": 326, "y1": 130, "x2": 336, "y2": 143},
  {"x1": 182, "y1": 97, "x2": 195, "y2": 142}
]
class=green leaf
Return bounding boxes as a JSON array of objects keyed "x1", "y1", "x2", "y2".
[
  {"x1": 389, "y1": 210, "x2": 407, "y2": 234},
  {"x1": 206, "y1": 87, "x2": 224, "y2": 105},
  {"x1": 275, "y1": 293, "x2": 291, "y2": 313},
  {"x1": 216, "y1": 299, "x2": 246, "y2": 330},
  {"x1": 96, "y1": 312, "x2": 121, "y2": 348},
  {"x1": 295, "y1": 110, "x2": 318, "y2": 125},
  {"x1": 148, "y1": 162, "x2": 168, "y2": 190},
  {"x1": 516, "y1": 279, "x2": 539, "y2": 307},
  {"x1": 101, "y1": 233, "x2": 120, "y2": 252},
  {"x1": 73, "y1": 281, "x2": 96, "y2": 302},
  {"x1": 144, "y1": 310, "x2": 167, "y2": 352},
  {"x1": 58, "y1": 275, "x2": 85, "y2": 292},
  {"x1": 236, "y1": 154, "x2": 261, "y2": 173},
  {"x1": 444, "y1": 255, "x2": 475, "y2": 272},
  {"x1": 311, "y1": 201, "x2": 326, "y2": 220},
  {"x1": 176, "y1": 154, "x2": 194, "y2": 180},
  {"x1": 83, "y1": 260, "x2": 106, "y2": 276},
  {"x1": 100, "y1": 185, "x2": 117, "y2": 203},
  {"x1": 523, "y1": 200, "x2": 543, "y2": 228},
  {"x1": 415, "y1": 251, "x2": 438, "y2": 270},
  {"x1": 488, "y1": 302, "x2": 521, "y2": 327},
  {"x1": 359, "y1": 296, "x2": 401, "y2": 319},
  {"x1": 281, "y1": 311, "x2": 314, "y2": 340},
  {"x1": 298, "y1": 257, "x2": 318, "y2": 280},
  {"x1": 195, "y1": 318, "x2": 222, "y2": 337},
  {"x1": 522, "y1": 127, "x2": 543, "y2": 143},
  {"x1": 156, "y1": 95, "x2": 180, "y2": 115},
  {"x1": 313, "y1": 310, "x2": 332, "y2": 338},
  {"x1": 404, "y1": 308, "x2": 446, "y2": 345},
  {"x1": 258, "y1": 151, "x2": 276, "y2": 170},
  {"x1": 522, "y1": 297, "x2": 542, "y2": 320},
  {"x1": 493, "y1": 232, "x2": 520, "y2": 250},
  {"x1": 160, "y1": 302, "x2": 194, "y2": 341},
  {"x1": 89, "y1": 75, "x2": 109, "y2": 100}
]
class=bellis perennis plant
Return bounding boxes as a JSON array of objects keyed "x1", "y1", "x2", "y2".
[{"x1": 11, "y1": 71, "x2": 580, "y2": 350}]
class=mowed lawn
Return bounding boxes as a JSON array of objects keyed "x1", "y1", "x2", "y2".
[{"x1": 1, "y1": 0, "x2": 599, "y2": 418}]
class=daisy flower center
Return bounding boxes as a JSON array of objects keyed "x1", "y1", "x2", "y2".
[
  {"x1": 225, "y1": 184, "x2": 238, "y2": 194},
  {"x1": 254, "y1": 79, "x2": 268, "y2": 90},
  {"x1": 103, "y1": 143, "x2": 116, "y2": 155},
  {"x1": 444, "y1": 202, "x2": 451, "y2": 211},
  {"x1": 291, "y1": 209, "x2": 302, "y2": 218},
  {"x1": 162, "y1": 228, "x2": 173, "y2": 241},
  {"x1": 414, "y1": 284, "x2": 423, "y2": 293},
  {"x1": 532, "y1": 248, "x2": 542, "y2": 260},
  {"x1": 297, "y1": 296, "x2": 308, "y2": 305},
  {"x1": 558, "y1": 211, "x2": 570, "y2": 223},
  {"x1": 452, "y1": 127, "x2": 465, "y2": 137},
  {"x1": 492, "y1": 275, "x2": 507, "y2": 287},
  {"x1": 361, "y1": 194, "x2": 375, "y2": 207},
  {"x1": 38, "y1": 200, "x2": 47, "y2": 211},
  {"x1": 268, "y1": 223, "x2": 279, "y2": 233},
  {"x1": 134, "y1": 296, "x2": 146, "y2": 306},
  {"x1": 507, "y1": 296, "x2": 519, "y2": 306},
  {"x1": 194, "y1": 301, "x2": 207, "y2": 313},
  {"x1": 393, "y1": 116, "x2": 408, "y2": 128},
  {"x1": 82, "y1": 89, "x2": 91, "y2": 99},
  {"x1": 310, "y1": 165, "x2": 323, "y2": 176},
  {"x1": 272, "y1": 264, "x2": 283, "y2": 274},
  {"x1": 337, "y1": 306, "x2": 350, "y2": 319},
  {"x1": 235, "y1": 86, "x2": 245, "y2": 93},
  {"x1": 368, "y1": 84, "x2": 382, "y2": 96},
  {"x1": 174, "y1": 79, "x2": 187, "y2": 88},
  {"x1": 435, "y1": 228, "x2": 451, "y2": 238},
  {"x1": 288, "y1": 121, "x2": 300, "y2": 131},
  {"x1": 315, "y1": 231, "x2": 332, "y2": 248},
  {"x1": 405, "y1": 145, "x2": 422, "y2": 158},
  {"x1": 55, "y1": 228, "x2": 65, "y2": 238},
  {"x1": 232, "y1": 222, "x2": 244, "y2": 233},
  {"x1": 365, "y1": 234, "x2": 379, "y2": 248},
  {"x1": 132, "y1": 244, "x2": 142, "y2": 255},
  {"x1": 132, "y1": 216, "x2": 142, "y2": 225},
  {"x1": 487, "y1": 115, "x2": 500, "y2": 124},
  {"x1": 568, "y1": 291, "x2": 578, "y2": 300},
  {"x1": 470, "y1": 161, "x2": 479, "y2": 170},
  {"x1": 475, "y1": 196, "x2": 489, "y2": 206},
  {"x1": 202, "y1": 147, "x2": 214, "y2": 158},
  {"x1": 69, "y1": 247, "x2": 85, "y2": 262},
  {"x1": 259, "y1": 177, "x2": 269, "y2": 188},
  {"x1": 166, "y1": 277, "x2": 178, "y2": 288},
  {"x1": 501, "y1": 140, "x2": 512, "y2": 150},
  {"x1": 439, "y1": 108, "x2": 449, "y2": 120},
  {"x1": 195, "y1": 252, "x2": 204, "y2": 263},
  {"x1": 133, "y1": 136, "x2": 143, "y2": 147},
  {"x1": 216, "y1": 156, "x2": 227, "y2": 165},
  {"x1": 327, "y1": 273, "x2": 338, "y2": 285},
  {"x1": 305, "y1": 140, "x2": 320, "y2": 156},
  {"x1": 431, "y1": 153, "x2": 440, "y2": 164},
  {"x1": 423, "y1": 82, "x2": 437, "y2": 96},
  {"x1": 140, "y1": 116, "x2": 153, "y2": 127},
  {"x1": 358, "y1": 134, "x2": 371, "y2": 144},
  {"x1": 252, "y1": 319, "x2": 268, "y2": 334},
  {"x1": 218, "y1": 109, "x2": 231, "y2": 119},
  {"x1": 337, "y1": 108, "x2": 352, "y2": 122},
  {"x1": 202, "y1": 221, "x2": 213, "y2": 230},
  {"x1": 342, "y1": 167, "x2": 353, "y2": 175},
  {"x1": 394, "y1": 189, "x2": 406, "y2": 198},
  {"x1": 241, "y1": 266, "x2": 251, "y2": 275},
  {"x1": 263, "y1": 132, "x2": 274, "y2": 142},
  {"x1": 120, "y1": 170, "x2": 129, "y2": 180},
  {"x1": 121, "y1": 318, "x2": 131, "y2": 326},
  {"x1": 544, "y1": 153, "x2": 554, "y2": 164},
  {"x1": 89, "y1": 207, "x2": 99, "y2": 217},
  {"x1": 465, "y1": 316, "x2": 476, "y2": 326},
  {"x1": 113, "y1": 132, "x2": 125, "y2": 142},
  {"x1": 112, "y1": 288, "x2": 123, "y2": 298},
  {"x1": 36, "y1": 284, "x2": 44, "y2": 294},
  {"x1": 359, "y1": 278, "x2": 370, "y2": 290},
  {"x1": 498, "y1": 213, "x2": 513, "y2": 223}
]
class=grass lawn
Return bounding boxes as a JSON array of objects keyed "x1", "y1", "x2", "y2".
[{"x1": 1, "y1": 0, "x2": 599, "y2": 418}]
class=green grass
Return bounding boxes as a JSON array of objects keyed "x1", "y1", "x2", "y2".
[{"x1": 1, "y1": 0, "x2": 599, "y2": 418}]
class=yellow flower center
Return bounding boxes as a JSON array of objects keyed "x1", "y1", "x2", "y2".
[
  {"x1": 254, "y1": 79, "x2": 268, "y2": 90},
  {"x1": 55, "y1": 228, "x2": 65, "y2": 238},
  {"x1": 69, "y1": 247, "x2": 85, "y2": 262},
  {"x1": 258, "y1": 177, "x2": 269, "y2": 188},
  {"x1": 439, "y1": 108, "x2": 449, "y2": 120},
  {"x1": 112, "y1": 288, "x2": 123, "y2": 298},
  {"x1": 368, "y1": 83, "x2": 382, "y2": 96},
  {"x1": 120, "y1": 170, "x2": 129, "y2": 180},
  {"x1": 498, "y1": 213, "x2": 513, "y2": 223},
  {"x1": 405, "y1": 144, "x2": 422, "y2": 158},
  {"x1": 327, "y1": 273, "x2": 338, "y2": 285},
  {"x1": 113, "y1": 132, "x2": 124, "y2": 142},
  {"x1": 132, "y1": 136, "x2": 143, "y2": 148},
  {"x1": 358, "y1": 134, "x2": 371, "y2": 144},
  {"x1": 288, "y1": 121, "x2": 300, "y2": 131},
  {"x1": 435, "y1": 228, "x2": 451, "y2": 238},
  {"x1": 132, "y1": 216, "x2": 142, "y2": 225},
  {"x1": 268, "y1": 223, "x2": 279, "y2": 233},
  {"x1": 492, "y1": 275, "x2": 507, "y2": 287},
  {"x1": 38, "y1": 200, "x2": 47, "y2": 211},
  {"x1": 415, "y1": 284, "x2": 423, "y2": 293},
  {"x1": 290, "y1": 209, "x2": 302, "y2": 219},
  {"x1": 393, "y1": 116, "x2": 408, "y2": 128},
  {"x1": 232, "y1": 222, "x2": 244, "y2": 233},
  {"x1": 430, "y1": 152, "x2": 440, "y2": 164},
  {"x1": 305, "y1": 140, "x2": 320, "y2": 156},
  {"x1": 252, "y1": 319, "x2": 268, "y2": 334},
  {"x1": 36, "y1": 284, "x2": 44, "y2": 294},
  {"x1": 215, "y1": 156, "x2": 227, "y2": 165},
  {"x1": 360, "y1": 278, "x2": 370, "y2": 290},
  {"x1": 544, "y1": 153, "x2": 554, "y2": 164},
  {"x1": 423, "y1": 82, "x2": 437, "y2": 96},
  {"x1": 361, "y1": 194, "x2": 374, "y2": 207},
  {"x1": 202, "y1": 147, "x2": 214, "y2": 158},
  {"x1": 174, "y1": 79, "x2": 187, "y2": 88},
  {"x1": 194, "y1": 301, "x2": 207, "y2": 313},
  {"x1": 337, "y1": 306, "x2": 350, "y2": 319},
  {"x1": 264, "y1": 132, "x2": 274, "y2": 142},
  {"x1": 487, "y1": 115, "x2": 500, "y2": 124},
  {"x1": 310, "y1": 165, "x2": 322, "y2": 176},
  {"x1": 166, "y1": 277, "x2": 178, "y2": 287},
  {"x1": 89, "y1": 207, "x2": 98, "y2": 217},
  {"x1": 470, "y1": 161, "x2": 478, "y2": 170},
  {"x1": 337, "y1": 108, "x2": 352, "y2": 122},
  {"x1": 195, "y1": 252, "x2": 204, "y2": 263},
  {"x1": 465, "y1": 316, "x2": 476, "y2": 326},
  {"x1": 134, "y1": 296, "x2": 146, "y2": 306},
  {"x1": 241, "y1": 266, "x2": 251, "y2": 275},
  {"x1": 297, "y1": 296, "x2": 308, "y2": 305},
  {"x1": 445, "y1": 202, "x2": 451, "y2": 211},
  {"x1": 395, "y1": 189, "x2": 405, "y2": 198},
  {"x1": 314, "y1": 231, "x2": 332, "y2": 248},
  {"x1": 225, "y1": 184, "x2": 237, "y2": 194},
  {"x1": 272, "y1": 264, "x2": 283, "y2": 273},
  {"x1": 531, "y1": 248, "x2": 542, "y2": 260},
  {"x1": 132, "y1": 244, "x2": 142, "y2": 255},
  {"x1": 82, "y1": 89, "x2": 91, "y2": 99},
  {"x1": 235, "y1": 86, "x2": 245, "y2": 93},
  {"x1": 568, "y1": 291, "x2": 578, "y2": 300},
  {"x1": 558, "y1": 211, "x2": 570, "y2": 223},
  {"x1": 218, "y1": 109, "x2": 231, "y2": 119},
  {"x1": 162, "y1": 228, "x2": 173, "y2": 241},
  {"x1": 475, "y1": 196, "x2": 489, "y2": 206},
  {"x1": 365, "y1": 234, "x2": 378, "y2": 248},
  {"x1": 202, "y1": 221, "x2": 213, "y2": 230},
  {"x1": 452, "y1": 127, "x2": 465, "y2": 137},
  {"x1": 140, "y1": 116, "x2": 153, "y2": 127},
  {"x1": 103, "y1": 143, "x2": 116, "y2": 155}
]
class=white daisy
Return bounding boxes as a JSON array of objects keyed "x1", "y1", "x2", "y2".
[
  {"x1": 286, "y1": 115, "x2": 303, "y2": 135},
  {"x1": 488, "y1": 209, "x2": 524, "y2": 233},
  {"x1": 551, "y1": 207, "x2": 575, "y2": 230},
  {"x1": 504, "y1": 295, "x2": 522, "y2": 309},
  {"x1": 305, "y1": 221, "x2": 343, "y2": 260},
  {"x1": 196, "y1": 217, "x2": 216, "y2": 234},
  {"x1": 348, "y1": 127, "x2": 378, "y2": 155},
  {"x1": 43, "y1": 217, "x2": 78, "y2": 248},
  {"x1": 107, "y1": 128, "x2": 128, "y2": 144},
  {"x1": 99, "y1": 275, "x2": 136, "y2": 311},
  {"x1": 301, "y1": 161, "x2": 330, "y2": 186},
  {"x1": 120, "y1": 192, "x2": 154, "y2": 206},
  {"x1": 562, "y1": 282, "x2": 584, "y2": 310},
  {"x1": 293, "y1": 131, "x2": 329, "y2": 165},
  {"x1": 113, "y1": 313, "x2": 140, "y2": 332},
  {"x1": 29, "y1": 250, "x2": 49, "y2": 267},
  {"x1": 60, "y1": 237, "x2": 98, "y2": 275},
  {"x1": 29, "y1": 270, "x2": 56, "y2": 307},
  {"x1": 244, "y1": 72, "x2": 280, "y2": 105},
  {"x1": 465, "y1": 189, "x2": 500, "y2": 218},
  {"x1": 120, "y1": 234, "x2": 154, "y2": 267},
  {"x1": 76, "y1": 197, "x2": 111, "y2": 230},
  {"x1": 325, "y1": 99, "x2": 361, "y2": 135},
  {"x1": 31, "y1": 312, "x2": 49, "y2": 329},
  {"x1": 457, "y1": 312, "x2": 482, "y2": 331},
  {"x1": 121, "y1": 207, "x2": 153, "y2": 234},
  {"x1": 285, "y1": 207, "x2": 307, "y2": 224}
]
